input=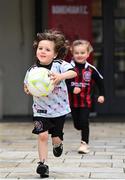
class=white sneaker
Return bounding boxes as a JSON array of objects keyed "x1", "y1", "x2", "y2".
[{"x1": 78, "y1": 141, "x2": 90, "y2": 154}]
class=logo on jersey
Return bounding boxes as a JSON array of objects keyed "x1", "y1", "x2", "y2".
[
  {"x1": 34, "y1": 121, "x2": 43, "y2": 131},
  {"x1": 83, "y1": 71, "x2": 91, "y2": 82}
]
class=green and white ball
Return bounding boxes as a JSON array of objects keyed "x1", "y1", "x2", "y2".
[{"x1": 27, "y1": 67, "x2": 54, "y2": 97}]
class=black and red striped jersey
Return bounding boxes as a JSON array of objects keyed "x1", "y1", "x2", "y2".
[{"x1": 66, "y1": 60, "x2": 105, "y2": 108}]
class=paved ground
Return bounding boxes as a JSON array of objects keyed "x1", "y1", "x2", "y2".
[{"x1": 1, "y1": 116, "x2": 125, "y2": 179}]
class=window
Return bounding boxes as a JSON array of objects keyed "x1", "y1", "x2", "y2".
[
  {"x1": 92, "y1": 0, "x2": 103, "y2": 72},
  {"x1": 113, "y1": 0, "x2": 125, "y2": 96}
]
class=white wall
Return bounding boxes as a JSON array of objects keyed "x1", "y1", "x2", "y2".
[{"x1": 0, "y1": 0, "x2": 35, "y2": 116}]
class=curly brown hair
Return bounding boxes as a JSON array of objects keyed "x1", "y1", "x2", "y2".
[{"x1": 33, "y1": 29, "x2": 68, "y2": 59}]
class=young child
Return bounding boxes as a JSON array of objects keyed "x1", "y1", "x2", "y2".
[
  {"x1": 66, "y1": 40, "x2": 105, "y2": 154},
  {"x1": 24, "y1": 30, "x2": 77, "y2": 178}
]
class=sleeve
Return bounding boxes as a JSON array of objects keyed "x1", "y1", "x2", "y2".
[
  {"x1": 60, "y1": 60, "x2": 75, "y2": 73},
  {"x1": 61, "y1": 60, "x2": 76, "y2": 93},
  {"x1": 92, "y1": 68, "x2": 105, "y2": 96},
  {"x1": 66, "y1": 78, "x2": 75, "y2": 93},
  {"x1": 24, "y1": 70, "x2": 29, "y2": 85}
]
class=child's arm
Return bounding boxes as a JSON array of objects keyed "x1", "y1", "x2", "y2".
[
  {"x1": 51, "y1": 70, "x2": 77, "y2": 85},
  {"x1": 92, "y1": 69, "x2": 105, "y2": 103},
  {"x1": 95, "y1": 78, "x2": 105, "y2": 103},
  {"x1": 24, "y1": 70, "x2": 32, "y2": 96},
  {"x1": 24, "y1": 84, "x2": 30, "y2": 95}
]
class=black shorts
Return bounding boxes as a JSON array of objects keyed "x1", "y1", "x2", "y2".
[{"x1": 32, "y1": 115, "x2": 66, "y2": 140}]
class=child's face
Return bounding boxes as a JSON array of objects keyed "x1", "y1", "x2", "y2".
[
  {"x1": 72, "y1": 44, "x2": 90, "y2": 64},
  {"x1": 36, "y1": 40, "x2": 57, "y2": 65}
]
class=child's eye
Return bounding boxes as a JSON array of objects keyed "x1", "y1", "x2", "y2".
[
  {"x1": 46, "y1": 48, "x2": 50, "y2": 51},
  {"x1": 39, "y1": 47, "x2": 43, "y2": 50}
]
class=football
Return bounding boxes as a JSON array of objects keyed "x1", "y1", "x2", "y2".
[{"x1": 27, "y1": 67, "x2": 54, "y2": 97}]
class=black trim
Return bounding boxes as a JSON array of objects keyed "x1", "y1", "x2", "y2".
[{"x1": 35, "y1": 0, "x2": 42, "y2": 34}]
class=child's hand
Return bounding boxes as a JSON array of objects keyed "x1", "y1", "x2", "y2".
[
  {"x1": 50, "y1": 72, "x2": 62, "y2": 85},
  {"x1": 24, "y1": 84, "x2": 31, "y2": 95},
  {"x1": 97, "y1": 96, "x2": 105, "y2": 103},
  {"x1": 73, "y1": 87, "x2": 81, "y2": 94}
]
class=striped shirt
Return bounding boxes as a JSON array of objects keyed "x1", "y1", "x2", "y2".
[{"x1": 66, "y1": 60, "x2": 104, "y2": 108}]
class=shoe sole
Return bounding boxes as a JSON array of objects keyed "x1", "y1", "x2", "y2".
[
  {"x1": 78, "y1": 150, "x2": 90, "y2": 154},
  {"x1": 37, "y1": 167, "x2": 46, "y2": 174},
  {"x1": 38, "y1": 169, "x2": 49, "y2": 178},
  {"x1": 40, "y1": 174, "x2": 49, "y2": 178}
]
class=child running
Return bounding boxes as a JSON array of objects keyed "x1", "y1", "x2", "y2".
[
  {"x1": 66, "y1": 40, "x2": 105, "y2": 154},
  {"x1": 24, "y1": 30, "x2": 77, "y2": 178}
]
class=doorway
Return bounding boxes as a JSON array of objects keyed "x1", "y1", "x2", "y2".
[{"x1": 93, "y1": 0, "x2": 125, "y2": 114}]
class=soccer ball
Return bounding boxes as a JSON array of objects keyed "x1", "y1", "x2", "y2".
[{"x1": 27, "y1": 67, "x2": 54, "y2": 97}]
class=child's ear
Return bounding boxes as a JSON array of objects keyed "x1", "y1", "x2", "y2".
[
  {"x1": 54, "y1": 55, "x2": 57, "y2": 59},
  {"x1": 70, "y1": 47, "x2": 72, "y2": 52},
  {"x1": 87, "y1": 52, "x2": 90, "y2": 58},
  {"x1": 54, "y1": 54, "x2": 57, "y2": 59}
]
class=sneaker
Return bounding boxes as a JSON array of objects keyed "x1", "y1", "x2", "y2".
[
  {"x1": 53, "y1": 143, "x2": 63, "y2": 157},
  {"x1": 78, "y1": 141, "x2": 90, "y2": 154},
  {"x1": 36, "y1": 162, "x2": 49, "y2": 178}
]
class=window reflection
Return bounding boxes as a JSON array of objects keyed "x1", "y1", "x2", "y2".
[
  {"x1": 92, "y1": 20, "x2": 103, "y2": 43},
  {"x1": 114, "y1": 0, "x2": 125, "y2": 17},
  {"x1": 115, "y1": 20, "x2": 125, "y2": 42},
  {"x1": 92, "y1": 0, "x2": 103, "y2": 72},
  {"x1": 92, "y1": 0, "x2": 102, "y2": 17},
  {"x1": 114, "y1": 0, "x2": 125, "y2": 96},
  {"x1": 114, "y1": 47, "x2": 125, "y2": 96},
  {"x1": 93, "y1": 47, "x2": 103, "y2": 73}
]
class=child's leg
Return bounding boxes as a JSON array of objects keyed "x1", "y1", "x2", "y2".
[
  {"x1": 36, "y1": 131, "x2": 49, "y2": 178},
  {"x1": 78, "y1": 108, "x2": 90, "y2": 154},
  {"x1": 79, "y1": 108, "x2": 90, "y2": 143},
  {"x1": 52, "y1": 136, "x2": 62, "y2": 144},
  {"x1": 71, "y1": 107, "x2": 90, "y2": 153},
  {"x1": 71, "y1": 107, "x2": 90, "y2": 143},
  {"x1": 49, "y1": 115, "x2": 65, "y2": 157},
  {"x1": 81, "y1": 125, "x2": 89, "y2": 144},
  {"x1": 52, "y1": 136, "x2": 63, "y2": 157},
  {"x1": 71, "y1": 107, "x2": 81, "y2": 130},
  {"x1": 38, "y1": 131, "x2": 49, "y2": 162},
  {"x1": 32, "y1": 117, "x2": 51, "y2": 177}
]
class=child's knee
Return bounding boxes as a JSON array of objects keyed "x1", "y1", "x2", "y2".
[
  {"x1": 51, "y1": 131, "x2": 64, "y2": 142},
  {"x1": 52, "y1": 136, "x2": 62, "y2": 145},
  {"x1": 39, "y1": 131, "x2": 48, "y2": 141}
]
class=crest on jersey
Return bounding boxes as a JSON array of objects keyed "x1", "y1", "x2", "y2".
[{"x1": 83, "y1": 71, "x2": 91, "y2": 82}]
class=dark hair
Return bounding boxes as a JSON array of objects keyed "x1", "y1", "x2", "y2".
[{"x1": 33, "y1": 29, "x2": 68, "y2": 59}]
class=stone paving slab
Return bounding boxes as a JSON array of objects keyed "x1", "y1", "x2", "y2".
[
  {"x1": 1, "y1": 120, "x2": 125, "y2": 179},
  {"x1": 91, "y1": 172, "x2": 125, "y2": 179}
]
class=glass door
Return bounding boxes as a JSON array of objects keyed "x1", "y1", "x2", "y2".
[
  {"x1": 92, "y1": 0, "x2": 103, "y2": 72},
  {"x1": 114, "y1": 0, "x2": 125, "y2": 97},
  {"x1": 91, "y1": 0, "x2": 106, "y2": 114},
  {"x1": 92, "y1": 0, "x2": 125, "y2": 114},
  {"x1": 105, "y1": 0, "x2": 125, "y2": 114}
]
